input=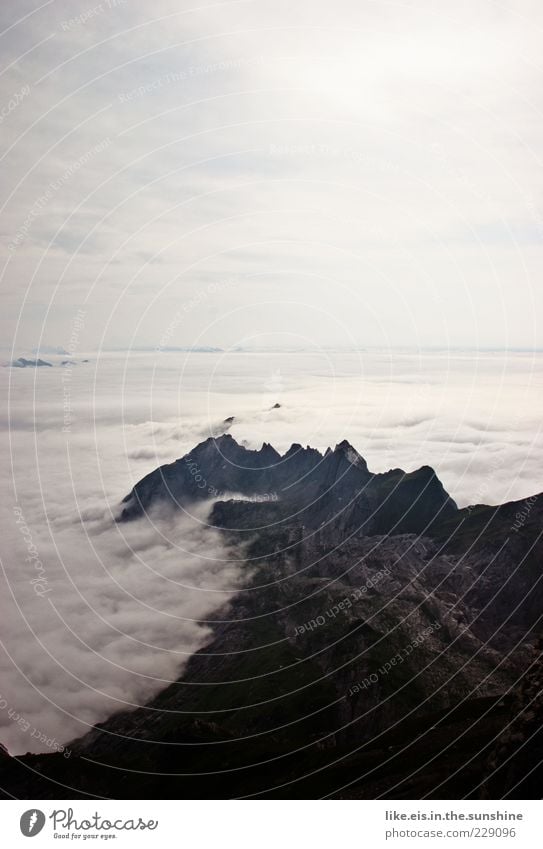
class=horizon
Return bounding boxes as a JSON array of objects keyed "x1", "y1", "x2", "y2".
[{"x1": 5, "y1": 344, "x2": 543, "y2": 354}]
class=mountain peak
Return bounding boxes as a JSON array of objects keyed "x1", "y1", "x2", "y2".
[
  {"x1": 332, "y1": 439, "x2": 369, "y2": 471},
  {"x1": 284, "y1": 442, "x2": 303, "y2": 456},
  {"x1": 120, "y1": 434, "x2": 457, "y2": 533},
  {"x1": 212, "y1": 433, "x2": 234, "y2": 443}
]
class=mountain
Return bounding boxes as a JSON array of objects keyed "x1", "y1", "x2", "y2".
[
  {"x1": 2, "y1": 436, "x2": 542, "y2": 799},
  {"x1": 10, "y1": 357, "x2": 53, "y2": 368},
  {"x1": 120, "y1": 434, "x2": 458, "y2": 537}
]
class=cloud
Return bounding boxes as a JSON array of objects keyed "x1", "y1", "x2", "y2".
[
  {"x1": 127, "y1": 445, "x2": 175, "y2": 460},
  {"x1": 0, "y1": 494, "x2": 245, "y2": 755},
  {"x1": 0, "y1": 353, "x2": 259, "y2": 753},
  {"x1": 1, "y1": 349, "x2": 542, "y2": 754},
  {"x1": 0, "y1": 0, "x2": 542, "y2": 350}
]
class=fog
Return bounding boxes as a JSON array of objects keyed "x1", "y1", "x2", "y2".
[{"x1": 1, "y1": 349, "x2": 542, "y2": 754}]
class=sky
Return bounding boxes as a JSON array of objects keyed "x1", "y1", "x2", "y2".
[
  {"x1": 1, "y1": 349, "x2": 543, "y2": 754},
  {"x1": 1, "y1": 2, "x2": 543, "y2": 759},
  {"x1": 1, "y1": 0, "x2": 543, "y2": 351}
]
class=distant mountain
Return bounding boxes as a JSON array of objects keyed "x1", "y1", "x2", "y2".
[
  {"x1": 2, "y1": 435, "x2": 542, "y2": 800},
  {"x1": 11, "y1": 357, "x2": 52, "y2": 368}
]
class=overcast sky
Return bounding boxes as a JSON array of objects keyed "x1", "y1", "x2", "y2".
[{"x1": 1, "y1": 0, "x2": 543, "y2": 351}]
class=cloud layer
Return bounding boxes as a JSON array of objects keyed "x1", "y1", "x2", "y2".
[{"x1": 1, "y1": 349, "x2": 542, "y2": 754}]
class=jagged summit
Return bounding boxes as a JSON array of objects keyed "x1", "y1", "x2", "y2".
[
  {"x1": 196, "y1": 434, "x2": 365, "y2": 463},
  {"x1": 120, "y1": 434, "x2": 457, "y2": 534}
]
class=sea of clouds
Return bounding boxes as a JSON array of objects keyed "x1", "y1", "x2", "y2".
[{"x1": 1, "y1": 348, "x2": 542, "y2": 754}]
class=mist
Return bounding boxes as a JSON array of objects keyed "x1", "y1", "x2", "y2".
[{"x1": 1, "y1": 348, "x2": 542, "y2": 755}]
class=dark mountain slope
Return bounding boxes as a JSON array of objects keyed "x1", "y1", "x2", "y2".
[
  {"x1": 120, "y1": 435, "x2": 458, "y2": 536},
  {"x1": 2, "y1": 436, "x2": 542, "y2": 799}
]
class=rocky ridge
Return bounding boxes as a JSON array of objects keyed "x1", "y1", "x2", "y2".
[{"x1": 2, "y1": 435, "x2": 542, "y2": 799}]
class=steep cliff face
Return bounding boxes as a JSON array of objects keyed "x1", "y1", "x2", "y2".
[{"x1": 2, "y1": 436, "x2": 542, "y2": 800}]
